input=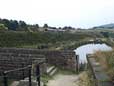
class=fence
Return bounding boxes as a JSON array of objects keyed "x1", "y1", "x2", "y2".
[{"x1": 0, "y1": 65, "x2": 40, "y2": 86}]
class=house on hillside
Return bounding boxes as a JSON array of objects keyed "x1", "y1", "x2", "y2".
[{"x1": 45, "y1": 28, "x2": 66, "y2": 32}]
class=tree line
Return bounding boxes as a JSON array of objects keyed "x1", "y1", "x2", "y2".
[
  {"x1": 0, "y1": 18, "x2": 76, "y2": 31},
  {"x1": 0, "y1": 18, "x2": 40, "y2": 31}
]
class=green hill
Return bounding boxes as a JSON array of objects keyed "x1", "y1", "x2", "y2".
[{"x1": 93, "y1": 23, "x2": 114, "y2": 29}]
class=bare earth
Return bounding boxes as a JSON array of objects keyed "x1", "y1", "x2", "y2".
[{"x1": 47, "y1": 74, "x2": 79, "y2": 86}]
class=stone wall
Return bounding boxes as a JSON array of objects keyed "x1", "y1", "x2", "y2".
[
  {"x1": 0, "y1": 48, "x2": 77, "y2": 79},
  {"x1": 0, "y1": 52, "x2": 46, "y2": 79}
]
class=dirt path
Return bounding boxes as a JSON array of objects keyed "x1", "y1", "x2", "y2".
[{"x1": 47, "y1": 74, "x2": 79, "y2": 86}]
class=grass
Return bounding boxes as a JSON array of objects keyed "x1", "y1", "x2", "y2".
[
  {"x1": 41, "y1": 73, "x2": 53, "y2": 85},
  {"x1": 55, "y1": 67, "x2": 78, "y2": 75},
  {"x1": 94, "y1": 50, "x2": 114, "y2": 79},
  {"x1": 77, "y1": 71, "x2": 95, "y2": 86},
  {"x1": 0, "y1": 30, "x2": 103, "y2": 49},
  {"x1": 19, "y1": 44, "x2": 38, "y2": 48},
  {"x1": 0, "y1": 78, "x2": 14, "y2": 86}
]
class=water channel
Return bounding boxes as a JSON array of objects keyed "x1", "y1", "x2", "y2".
[{"x1": 74, "y1": 43, "x2": 112, "y2": 63}]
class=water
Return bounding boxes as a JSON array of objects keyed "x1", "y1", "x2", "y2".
[{"x1": 74, "y1": 43, "x2": 112, "y2": 63}]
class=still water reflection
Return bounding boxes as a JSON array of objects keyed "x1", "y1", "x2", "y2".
[{"x1": 74, "y1": 43, "x2": 112, "y2": 63}]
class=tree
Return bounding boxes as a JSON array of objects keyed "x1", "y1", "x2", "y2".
[
  {"x1": 43, "y1": 24, "x2": 48, "y2": 28},
  {"x1": 2, "y1": 19, "x2": 10, "y2": 28},
  {"x1": 0, "y1": 18, "x2": 41, "y2": 31},
  {"x1": 12, "y1": 20, "x2": 19, "y2": 29},
  {"x1": 100, "y1": 32, "x2": 109, "y2": 38},
  {"x1": 35, "y1": 24, "x2": 39, "y2": 28},
  {"x1": 1, "y1": 19, "x2": 18, "y2": 30},
  {"x1": 0, "y1": 24, "x2": 8, "y2": 31},
  {"x1": 8, "y1": 20, "x2": 18, "y2": 30},
  {"x1": 19, "y1": 21, "x2": 27, "y2": 28},
  {"x1": 58, "y1": 27, "x2": 62, "y2": 29}
]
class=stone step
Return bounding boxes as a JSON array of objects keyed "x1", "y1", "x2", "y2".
[
  {"x1": 47, "y1": 66, "x2": 55, "y2": 74},
  {"x1": 49, "y1": 68, "x2": 57, "y2": 76}
]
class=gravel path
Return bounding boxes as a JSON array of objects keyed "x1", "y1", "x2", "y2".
[{"x1": 47, "y1": 74, "x2": 79, "y2": 86}]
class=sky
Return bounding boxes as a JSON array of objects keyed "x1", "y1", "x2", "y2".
[{"x1": 0, "y1": 0, "x2": 114, "y2": 28}]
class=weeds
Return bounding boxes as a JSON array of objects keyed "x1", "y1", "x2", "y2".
[
  {"x1": 77, "y1": 71, "x2": 95, "y2": 86},
  {"x1": 94, "y1": 50, "x2": 114, "y2": 78}
]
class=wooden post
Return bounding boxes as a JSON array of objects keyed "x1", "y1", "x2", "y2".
[
  {"x1": 3, "y1": 72, "x2": 8, "y2": 86},
  {"x1": 28, "y1": 66, "x2": 32, "y2": 86},
  {"x1": 36, "y1": 65, "x2": 40, "y2": 86},
  {"x1": 76, "y1": 55, "x2": 79, "y2": 73}
]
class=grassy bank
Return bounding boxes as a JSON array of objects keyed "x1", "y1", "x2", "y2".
[
  {"x1": 0, "y1": 31, "x2": 102, "y2": 49},
  {"x1": 76, "y1": 71, "x2": 95, "y2": 86},
  {"x1": 94, "y1": 50, "x2": 114, "y2": 79},
  {"x1": 41, "y1": 73, "x2": 53, "y2": 85}
]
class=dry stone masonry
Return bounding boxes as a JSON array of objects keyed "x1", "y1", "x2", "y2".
[{"x1": 0, "y1": 48, "x2": 78, "y2": 79}]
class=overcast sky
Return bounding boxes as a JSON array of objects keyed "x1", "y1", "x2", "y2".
[{"x1": 0, "y1": 0, "x2": 114, "y2": 28}]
